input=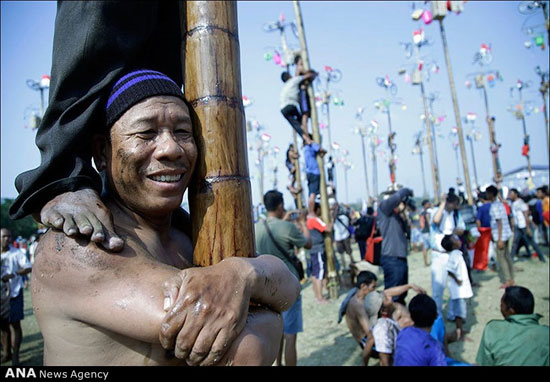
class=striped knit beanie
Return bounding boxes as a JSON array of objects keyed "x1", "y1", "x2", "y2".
[{"x1": 105, "y1": 69, "x2": 185, "y2": 128}]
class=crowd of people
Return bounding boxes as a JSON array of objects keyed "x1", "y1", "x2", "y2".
[{"x1": 253, "y1": 179, "x2": 549, "y2": 366}]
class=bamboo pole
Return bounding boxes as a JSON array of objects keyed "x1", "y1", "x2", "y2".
[
  {"x1": 293, "y1": 0, "x2": 339, "y2": 299},
  {"x1": 438, "y1": 19, "x2": 474, "y2": 205},
  {"x1": 184, "y1": 1, "x2": 255, "y2": 266},
  {"x1": 420, "y1": 81, "x2": 440, "y2": 204}
]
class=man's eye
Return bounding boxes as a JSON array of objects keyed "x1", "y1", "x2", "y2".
[
  {"x1": 175, "y1": 129, "x2": 192, "y2": 137},
  {"x1": 136, "y1": 130, "x2": 156, "y2": 139}
]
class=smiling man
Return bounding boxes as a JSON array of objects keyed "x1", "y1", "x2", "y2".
[{"x1": 31, "y1": 69, "x2": 300, "y2": 366}]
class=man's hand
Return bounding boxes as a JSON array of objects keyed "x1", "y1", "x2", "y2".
[
  {"x1": 497, "y1": 239, "x2": 505, "y2": 250},
  {"x1": 159, "y1": 258, "x2": 253, "y2": 366},
  {"x1": 409, "y1": 283, "x2": 426, "y2": 295},
  {"x1": 40, "y1": 189, "x2": 124, "y2": 252}
]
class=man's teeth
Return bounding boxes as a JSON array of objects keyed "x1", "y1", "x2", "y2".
[{"x1": 151, "y1": 174, "x2": 182, "y2": 183}]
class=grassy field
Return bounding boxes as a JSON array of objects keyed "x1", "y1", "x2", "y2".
[{"x1": 2, "y1": 244, "x2": 549, "y2": 367}]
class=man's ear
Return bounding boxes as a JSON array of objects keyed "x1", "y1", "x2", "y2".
[{"x1": 92, "y1": 134, "x2": 108, "y2": 172}]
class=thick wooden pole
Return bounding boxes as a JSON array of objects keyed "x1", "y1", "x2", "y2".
[
  {"x1": 481, "y1": 85, "x2": 503, "y2": 186},
  {"x1": 292, "y1": 131, "x2": 304, "y2": 210},
  {"x1": 185, "y1": 1, "x2": 255, "y2": 266},
  {"x1": 438, "y1": 19, "x2": 474, "y2": 205},
  {"x1": 420, "y1": 81, "x2": 440, "y2": 204},
  {"x1": 293, "y1": 0, "x2": 339, "y2": 299}
]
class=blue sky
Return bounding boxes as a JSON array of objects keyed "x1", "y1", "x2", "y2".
[{"x1": 2, "y1": 1, "x2": 549, "y2": 208}]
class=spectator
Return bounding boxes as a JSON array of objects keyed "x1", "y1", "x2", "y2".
[
  {"x1": 255, "y1": 190, "x2": 312, "y2": 366},
  {"x1": 280, "y1": 71, "x2": 317, "y2": 142},
  {"x1": 473, "y1": 191, "x2": 493, "y2": 271},
  {"x1": 535, "y1": 186, "x2": 549, "y2": 246},
  {"x1": 441, "y1": 235, "x2": 473, "y2": 341},
  {"x1": 485, "y1": 185, "x2": 515, "y2": 288},
  {"x1": 393, "y1": 294, "x2": 447, "y2": 366},
  {"x1": 377, "y1": 187, "x2": 414, "y2": 305},
  {"x1": 368, "y1": 283, "x2": 426, "y2": 366},
  {"x1": 1, "y1": 228, "x2": 32, "y2": 366},
  {"x1": 353, "y1": 206, "x2": 375, "y2": 262},
  {"x1": 476, "y1": 286, "x2": 549, "y2": 366},
  {"x1": 338, "y1": 271, "x2": 378, "y2": 365},
  {"x1": 429, "y1": 192, "x2": 466, "y2": 315},
  {"x1": 419, "y1": 199, "x2": 433, "y2": 267},
  {"x1": 306, "y1": 194, "x2": 335, "y2": 304},
  {"x1": 332, "y1": 202, "x2": 355, "y2": 272},
  {"x1": 508, "y1": 188, "x2": 546, "y2": 262}
]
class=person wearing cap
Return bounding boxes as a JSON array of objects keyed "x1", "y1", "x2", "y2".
[
  {"x1": 9, "y1": 3, "x2": 184, "y2": 252},
  {"x1": 30, "y1": 70, "x2": 300, "y2": 366}
]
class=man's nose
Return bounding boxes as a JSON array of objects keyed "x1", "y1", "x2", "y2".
[{"x1": 154, "y1": 131, "x2": 184, "y2": 161}]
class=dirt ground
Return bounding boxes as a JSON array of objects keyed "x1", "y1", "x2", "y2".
[{"x1": 2, "y1": 243, "x2": 549, "y2": 367}]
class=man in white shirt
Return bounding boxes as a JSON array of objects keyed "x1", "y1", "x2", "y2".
[
  {"x1": 1, "y1": 228, "x2": 32, "y2": 365},
  {"x1": 429, "y1": 192, "x2": 466, "y2": 316},
  {"x1": 508, "y1": 188, "x2": 545, "y2": 262},
  {"x1": 331, "y1": 201, "x2": 354, "y2": 272},
  {"x1": 280, "y1": 70, "x2": 317, "y2": 143},
  {"x1": 486, "y1": 185, "x2": 515, "y2": 288}
]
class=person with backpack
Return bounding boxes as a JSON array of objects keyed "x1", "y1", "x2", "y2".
[{"x1": 354, "y1": 207, "x2": 375, "y2": 259}]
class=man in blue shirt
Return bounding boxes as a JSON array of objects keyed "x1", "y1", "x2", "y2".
[
  {"x1": 394, "y1": 294, "x2": 447, "y2": 366},
  {"x1": 303, "y1": 135, "x2": 326, "y2": 197}
]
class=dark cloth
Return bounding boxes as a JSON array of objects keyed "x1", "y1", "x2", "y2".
[
  {"x1": 298, "y1": 88, "x2": 310, "y2": 115},
  {"x1": 354, "y1": 215, "x2": 374, "y2": 241},
  {"x1": 9, "y1": 291, "x2": 24, "y2": 323},
  {"x1": 281, "y1": 105, "x2": 306, "y2": 138},
  {"x1": 380, "y1": 256, "x2": 409, "y2": 305},
  {"x1": 306, "y1": 173, "x2": 321, "y2": 196},
  {"x1": 377, "y1": 188, "x2": 413, "y2": 259},
  {"x1": 9, "y1": 1, "x2": 184, "y2": 219}
]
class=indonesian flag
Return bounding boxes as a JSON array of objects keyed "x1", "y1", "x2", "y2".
[
  {"x1": 242, "y1": 95, "x2": 252, "y2": 107},
  {"x1": 261, "y1": 132, "x2": 271, "y2": 142},
  {"x1": 40, "y1": 74, "x2": 50, "y2": 88},
  {"x1": 332, "y1": 142, "x2": 341, "y2": 150},
  {"x1": 466, "y1": 112, "x2": 477, "y2": 122},
  {"x1": 370, "y1": 120, "x2": 379, "y2": 129}
]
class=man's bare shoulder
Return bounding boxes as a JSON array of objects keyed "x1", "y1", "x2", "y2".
[{"x1": 346, "y1": 295, "x2": 365, "y2": 318}]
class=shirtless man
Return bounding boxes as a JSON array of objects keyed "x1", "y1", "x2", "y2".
[
  {"x1": 343, "y1": 270, "x2": 425, "y2": 365},
  {"x1": 31, "y1": 70, "x2": 300, "y2": 366}
]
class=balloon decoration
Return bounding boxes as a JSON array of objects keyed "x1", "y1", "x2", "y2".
[{"x1": 422, "y1": 9, "x2": 433, "y2": 24}]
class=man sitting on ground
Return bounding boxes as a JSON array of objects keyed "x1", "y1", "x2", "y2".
[
  {"x1": 476, "y1": 286, "x2": 549, "y2": 366},
  {"x1": 31, "y1": 69, "x2": 300, "y2": 366}
]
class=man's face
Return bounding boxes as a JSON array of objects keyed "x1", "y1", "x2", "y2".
[
  {"x1": 536, "y1": 190, "x2": 543, "y2": 199},
  {"x1": 100, "y1": 96, "x2": 197, "y2": 216},
  {"x1": 445, "y1": 200, "x2": 458, "y2": 212},
  {"x1": 1, "y1": 229, "x2": 11, "y2": 252}
]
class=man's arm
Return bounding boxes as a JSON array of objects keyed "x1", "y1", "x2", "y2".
[
  {"x1": 32, "y1": 232, "x2": 298, "y2": 366},
  {"x1": 379, "y1": 188, "x2": 413, "y2": 216},
  {"x1": 382, "y1": 283, "x2": 426, "y2": 307},
  {"x1": 432, "y1": 194, "x2": 447, "y2": 225}
]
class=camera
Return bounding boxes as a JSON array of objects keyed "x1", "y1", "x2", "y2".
[
  {"x1": 289, "y1": 212, "x2": 299, "y2": 220},
  {"x1": 404, "y1": 196, "x2": 416, "y2": 211}
]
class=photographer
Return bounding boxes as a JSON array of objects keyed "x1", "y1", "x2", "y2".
[
  {"x1": 377, "y1": 187, "x2": 415, "y2": 305},
  {"x1": 255, "y1": 190, "x2": 312, "y2": 366}
]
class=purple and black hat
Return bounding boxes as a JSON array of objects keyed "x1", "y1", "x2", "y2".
[{"x1": 105, "y1": 69, "x2": 185, "y2": 127}]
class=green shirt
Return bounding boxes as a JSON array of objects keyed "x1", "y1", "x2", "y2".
[
  {"x1": 255, "y1": 217, "x2": 307, "y2": 280},
  {"x1": 476, "y1": 313, "x2": 549, "y2": 366}
]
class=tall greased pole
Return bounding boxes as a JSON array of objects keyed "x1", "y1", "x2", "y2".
[
  {"x1": 437, "y1": 18, "x2": 474, "y2": 205},
  {"x1": 185, "y1": 1, "x2": 255, "y2": 265},
  {"x1": 293, "y1": 0, "x2": 339, "y2": 299}
]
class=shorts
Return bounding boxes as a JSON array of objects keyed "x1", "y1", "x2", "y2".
[
  {"x1": 336, "y1": 237, "x2": 352, "y2": 254},
  {"x1": 307, "y1": 173, "x2": 320, "y2": 196},
  {"x1": 9, "y1": 291, "x2": 24, "y2": 323},
  {"x1": 310, "y1": 251, "x2": 326, "y2": 279},
  {"x1": 411, "y1": 228, "x2": 422, "y2": 244},
  {"x1": 446, "y1": 298, "x2": 467, "y2": 321},
  {"x1": 282, "y1": 294, "x2": 303, "y2": 334},
  {"x1": 422, "y1": 232, "x2": 431, "y2": 249}
]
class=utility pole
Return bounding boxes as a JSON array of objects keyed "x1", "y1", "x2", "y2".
[
  {"x1": 293, "y1": 0, "x2": 339, "y2": 299},
  {"x1": 413, "y1": 132, "x2": 428, "y2": 199},
  {"x1": 437, "y1": 17, "x2": 474, "y2": 205}
]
